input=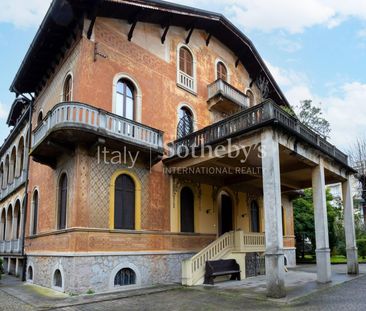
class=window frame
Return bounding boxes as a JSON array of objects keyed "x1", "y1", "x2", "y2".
[
  {"x1": 109, "y1": 170, "x2": 141, "y2": 231},
  {"x1": 57, "y1": 173, "x2": 68, "y2": 230},
  {"x1": 176, "y1": 43, "x2": 197, "y2": 94},
  {"x1": 62, "y1": 73, "x2": 73, "y2": 102},
  {"x1": 215, "y1": 60, "x2": 229, "y2": 82}
]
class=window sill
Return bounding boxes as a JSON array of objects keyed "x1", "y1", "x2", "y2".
[{"x1": 177, "y1": 83, "x2": 197, "y2": 96}]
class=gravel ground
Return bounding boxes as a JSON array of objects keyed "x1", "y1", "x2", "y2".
[{"x1": 0, "y1": 290, "x2": 35, "y2": 311}]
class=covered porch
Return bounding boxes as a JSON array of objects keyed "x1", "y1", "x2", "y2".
[{"x1": 164, "y1": 100, "x2": 358, "y2": 298}]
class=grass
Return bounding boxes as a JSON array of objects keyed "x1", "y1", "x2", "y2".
[{"x1": 297, "y1": 254, "x2": 366, "y2": 264}]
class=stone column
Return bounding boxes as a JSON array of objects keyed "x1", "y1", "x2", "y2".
[
  {"x1": 342, "y1": 177, "x2": 359, "y2": 274},
  {"x1": 261, "y1": 129, "x2": 286, "y2": 298},
  {"x1": 312, "y1": 159, "x2": 331, "y2": 283}
]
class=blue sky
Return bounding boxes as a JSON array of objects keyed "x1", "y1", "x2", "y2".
[{"x1": 1, "y1": 0, "x2": 366, "y2": 151}]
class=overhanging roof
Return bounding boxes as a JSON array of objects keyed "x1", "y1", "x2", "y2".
[{"x1": 10, "y1": 0, "x2": 290, "y2": 107}]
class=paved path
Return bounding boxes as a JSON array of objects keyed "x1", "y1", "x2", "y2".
[{"x1": 1, "y1": 266, "x2": 366, "y2": 310}]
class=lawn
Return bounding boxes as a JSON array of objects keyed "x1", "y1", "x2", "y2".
[{"x1": 298, "y1": 255, "x2": 366, "y2": 264}]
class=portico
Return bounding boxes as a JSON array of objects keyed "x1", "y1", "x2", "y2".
[{"x1": 164, "y1": 100, "x2": 358, "y2": 298}]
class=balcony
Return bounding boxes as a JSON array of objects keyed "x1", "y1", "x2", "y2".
[
  {"x1": 31, "y1": 102, "x2": 164, "y2": 168},
  {"x1": 207, "y1": 79, "x2": 249, "y2": 113},
  {"x1": 0, "y1": 169, "x2": 27, "y2": 201},
  {"x1": 167, "y1": 99, "x2": 348, "y2": 166},
  {"x1": 0, "y1": 239, "x2": 21, "y2": 254}
]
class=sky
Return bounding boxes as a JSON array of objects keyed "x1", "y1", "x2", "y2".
[{"x1": 1, "y1": 0, "x2": 366, "y2": 152}]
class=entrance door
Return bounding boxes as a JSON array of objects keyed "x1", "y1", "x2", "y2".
[{"x1": 220, "y1": 194, "x2": 233, "y2": 235}]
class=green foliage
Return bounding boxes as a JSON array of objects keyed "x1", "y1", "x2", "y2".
[
  {"x1": 280, "y1": 105, "x2": 297, "y2": 117},
  {"x1": 86, "y1": 289, "x2": 95, "y2": 295},
  {"x1": 357, "y1": 239, "x2": 366, "y2": 259},
  {"x1": 297, "y1": 100, "x2": 331, "y2": 138},
  {"x1": 294, "y1": 188, "x2": 338, "y2": 258}
]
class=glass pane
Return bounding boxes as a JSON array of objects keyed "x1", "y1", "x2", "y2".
[
  {"x1": 116, "y1": 81, "x2": 124, "y2": 94},
  {"x1": 116, "y1": 93, "x2": 123, "y2": 116},
  {"x1": 125, "y1": 98, "x2": 134, "y2": 120}
]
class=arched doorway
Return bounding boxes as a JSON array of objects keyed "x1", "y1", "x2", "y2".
[{"x1": 219, "y1": 193, "x2": 233, "y2": 235}]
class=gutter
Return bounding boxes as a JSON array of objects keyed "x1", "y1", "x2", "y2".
[{"x1": 19, "y1": 96, "x2": 33, "y2": 282}]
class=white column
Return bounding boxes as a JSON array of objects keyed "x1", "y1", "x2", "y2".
[
  {"x1": 342, "y1": 177, "x2": 359, "y2": 274},
  {"x1": 261, "y1": 129, "x2": 286, "y2": 298},
  {"x1": 312, "y1": 159, "x2": 331, "y2": 283}
]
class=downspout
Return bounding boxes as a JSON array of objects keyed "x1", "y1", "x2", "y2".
[{"x1": 15, "y1": 93, "x2": 33, "y2": 282}]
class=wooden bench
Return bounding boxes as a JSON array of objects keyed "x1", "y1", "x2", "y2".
[{"x1": 203, "y1": 259, "x2": 241, "y2": 285}]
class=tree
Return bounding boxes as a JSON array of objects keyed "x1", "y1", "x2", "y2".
[
  {"x1": 293, "y1": 188, "x2": 338, "y2": 259},
  {"x1": 296, "y1": 100, "x2": 331, "y2": 138},
  {"x1": 348, "y1": 137, "x2": 366, "y2": 219}
]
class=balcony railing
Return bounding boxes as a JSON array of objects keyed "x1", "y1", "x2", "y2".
[
  {"x1": 32, "y1": 102, "x2": 164, "y2": 153},
  {"x1": 177, "y1": 71, "x2": 195, "y2": 93},
  {"x1": 168, "y1": 99, "x2": 348, "y2": 165},
  {"x1": 0, "y1": 239, "x2": 22, "y2": 254},
  {"x1": 208, "y1": 79, "x2": 249, "y2": 107},
  {"x1": 0, "y1": 169, "x2": 27, "y2": 201}
]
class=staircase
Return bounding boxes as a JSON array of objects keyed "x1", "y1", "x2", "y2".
[{"x1": 182, "y1": 230, "x2": 265, "y2": 286}]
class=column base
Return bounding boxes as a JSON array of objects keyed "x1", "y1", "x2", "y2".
[
  {"x1": 346, "y1": 247, "x2": 359, "y2": 275},
  {"x1": 316, "y1": 248, "x2": 331, "y2": 283},
  {"x1": 265, "y1": 252, "x2": 286, "y2": 298}
]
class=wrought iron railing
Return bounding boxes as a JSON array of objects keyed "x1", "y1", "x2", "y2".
[
  {"x1": 32, "y1": 102, "x2": 164, "y2": 153},
  {"x1": 208, "y1": 79, "x2": 249, "y2": 107},
  {"x1": 168, "y1": 99, "x2": 348, "y2": 165}
]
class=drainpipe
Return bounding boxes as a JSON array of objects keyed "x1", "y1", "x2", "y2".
[{"x1": 13, "y1": 91, "x2": 33, "y2": 282}]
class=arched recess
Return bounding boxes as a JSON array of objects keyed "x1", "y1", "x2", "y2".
[
  {"x1": 31, "y1": 189, "x2": 39, "y2": 235},
  {"x1": 10, "y1": 146, "x2": 16, "y2": 183},
  {"x1": 250, "y1": 200, "x2": 260, "y2": 233},
  {"x1": 13, "y1": 200, "x2": 21, "y2": 239},
  {"x1": 112, "y1": 73, "x2": 142, "y2": 123},
  {"x1": 51, "y1": 264, "x2": 65, "y2": 292},
  {"x1": 214, "y1": 187, "x2": 238, "y2": 236},
  {"x1": 4, "y1": 155, "x2": 9, "y2": 188},
  {"x1": 5, "y1": 205, "x2": 13, "y2": 240},
  {"x1": 0, "y1": 162, "x2": 3, "y2": 189},
  {"x1": 17, "y1": 137, "x2": 25, "y2": 176},
  {"x1": 0, "y1": 208, "x2": 5, "y2": 240},
  {"x1": 109, "y1": 170, "x2": 141, "y2": 230},
  {"x1": 27, "y1": 264, "x2": 34, "y2": 283},
  {"x1": 179, "y1": 186, "x2": 195, "y2": 233}
]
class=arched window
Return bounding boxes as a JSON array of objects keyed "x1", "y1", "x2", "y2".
[
  {"x1": 10, "y1": 147, "x2": 16, "y2": 183},
  {"x1": 217, "y1": 61, "x2": 228, "y2": 81},
  {"x1": 4, "y1": 156, "x2": 9, "y2": 187},
  {"x1": 14, "y1": 200, "x2": 21, "y2": 239},
  {"x1": 0, "y1": 209, "x2": 5, "y2": 240},
  {"x1": 58, "y1": 174, "x2": 67, "y2": 230},
  {"x1": 250, "y1": 200, "x2": 260, "y2": 233},
  {"x1": 37, "y1": 111, "x2": 43, "y2": 126},
  {"x1": 179, "y1": 47, "x2": 193, "y2": 77},
  {"x1": 114, "y1": 174, "x2": 135, "y2": 230},
  {"x1": 0, "y1": 163, "x2": 3, "y2": 189},
  {"x1": 53, "y1": 269, "x2": 62, "y2": 288},
  {"x1": 177, "y1": 107, "x2": 194, "y2": 139},
  {"x1": 114, "y1": 268, "x2": 136, "y2": 286},
  {"x1": 6, "y1": 205, "x2": 12, "y2": 240},
  {"x1": 27, "y1": 266, "x2": 33, "y2": 281},
  {"x1": 18, "y1": 137, "x2": 25, "y2": 174},
  {"x1": 63, "y1": 74, "x2": 73, "y2": 102},
  {"x1": 246, "y1": 89, "x2": 255, "y2": 107},
  {"x1": 180, "y1": 187, "x2": 194, "y2": 233},
  {"x1": 31, "y1": 190, "x2": 39, "y2": 235},
  {"x1": 116, "y1": 79, "x2": 135, "y2": 120}
]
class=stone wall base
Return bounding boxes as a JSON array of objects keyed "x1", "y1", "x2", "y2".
[
  {"x1": 283, "y1": 248, "x2": 296, "y2": 267},
  {"x1": 26, "y1": 253, "x2": 194, "y2": 294}
]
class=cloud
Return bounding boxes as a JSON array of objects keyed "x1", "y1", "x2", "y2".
[
  {"x1": 0, "y1": 102, "x2": 9, "y2": 119},
  {"x1": 0, "y1": 0, "x2": 51, "y2": 28},
  {"x1": 177, "y1": 0, "x2": 366, "y2": 33}
]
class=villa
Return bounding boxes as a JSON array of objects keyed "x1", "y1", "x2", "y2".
[{"x1": 0, "y1": 0, "x2": 359, "y2": 298}]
